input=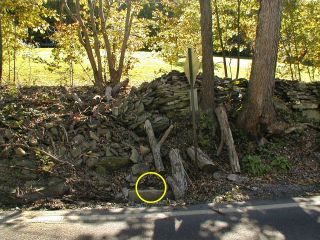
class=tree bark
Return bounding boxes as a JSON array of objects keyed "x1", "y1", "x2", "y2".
[
  {"x1": 99, "y1": 0, "x2": 133, "y2": 85},
  {"x1": 199, "y1": 0, "x2": 215, "y2": 110},
  {"x1": 213, "y1": 0, "x2": 228, "y2": 79},
  {"x1": 238, "y1": 0, "x2": 283, "y2": 138},
  {"x1": 88, "y1": 0, "x2": 104, "y2": 89},
  {"x1": 215, "y1": 105, "x2": 240, "y2": 173},
  {"x1": 236, "y1": 0, "x2": 242, "y2": 80},
  {"x1": 0, "y1": 9, "x2": 2, "y2": 84},
  {"x1": 144, "y1": 120, "x2": 173, "y2": 172},
  {"x1": 64, "y1": 0, "x2": 102, "y2": 88},
  {"x1": 166, "y1": 149, "x2": 187, "y2": 199}
]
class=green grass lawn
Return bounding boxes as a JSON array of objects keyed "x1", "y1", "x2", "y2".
[{"x1": 1, "y1": 48, "x2": 317, "y2": 87}]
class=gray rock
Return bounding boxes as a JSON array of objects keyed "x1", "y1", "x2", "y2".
[
  {"x1": 95, "y1": 156, "x2": 130, "y2": 171},
  {"x1": 110, "y1": 148, "x2": 118, "y2": 156},
  {"x1": 15, "y1": 147, "x2": 26, "y2": 157},
  {"x1": 292, "y1": 102, "x2": 318, "y2": 110},
  {"x1": 50, "y1": 127, "x2": 59, "y2": 136},
  {"x1": 89, "y1": 131, "x2": 99, "y2": 141},
  {"x1": 227, "y1": 174, "x2": 247, "y2": 183},
  {"x1": 86, "y1": 157, "x2": 99, "y2": 168},
  {"x1": 97, "y1": 128, "x2": 111, "y2": 138},
  {"x1": 70, "y1": 147, "x2": 82, "y2": 158},
  {"x1": 213, "y1": 171, "x2": 227, "y2": 180},
  {"x1": 4, "y1": 129, "x2": 13, "y2": 139},
  {"x1": 110, "y1": 143, "x2": 121, "y2": 149},
  {"x1": 88, "y1": 120, "x2": 100, "y2": 129},
  {"x1": 140, "y1": 145, "x2": 151, "y2": 156},
  {"x1": 105, "y1": 147, "x2": 114, "y2": 157},
  {"x1": 88, "y1": 140, "x2": 97, "y2": 150},
  {"x1": 302, "y1": 110, "x2": 320, "y2": 122},
  {"x1": 130, "y1": 148, "x2": 140, "y2": 163},
  {"x1": 73, "y1": 134, "x2": 85, "y2": 144},
  {"x1": 131, "y1": 163, "x2": 150, "y2": 176},
  {"x1": 128, "y1": 189, "x2": 173, "y2": 203},
  {"x1": 144, "y1": 153, "x2": 154, "y2": 163},
  {"x1": 274, "y1": 97, "x2": 290, "y2": 113},
  {"x1": 121, "y1": 187, "x2": 129, "y2": 198}
]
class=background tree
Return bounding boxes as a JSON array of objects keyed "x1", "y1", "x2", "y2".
[
  {"x1": 0, "y1": 5, "x2": 2, "y2": 83},
  {"x1": 0, "y1": 0, "x2": 55, "y2": 84},
  {"x1": 238, "y1": 0, "x2": 283, "y2": 138},
  {"x1": 64, "y1": 0, "x2": 148, "y2": 88},
  {"x1": 199, "y1": 0, "x2": 215, "y2": 110}
]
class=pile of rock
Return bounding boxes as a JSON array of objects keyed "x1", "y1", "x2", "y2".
[
  {"x1": 113, "y1": 71, "x2": 238, "y2": 135},
  {"x1": 275, "y1": 80, "x2": 320, "y2": 122}
]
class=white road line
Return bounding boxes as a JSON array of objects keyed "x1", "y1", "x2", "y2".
[{"x1": 1, "y1": 196, "x2": 319, "y2": 224}]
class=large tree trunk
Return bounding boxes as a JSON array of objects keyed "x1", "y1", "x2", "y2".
[
  {"x1": 213, "y1": 0, "x2": 228, "y2": 79},
  {"x1": 238, "y1": 0, "x2": 283, "y2": 138},
  {"x1": 0, "y1": 10, "x2": 2, "y2": 84},
  {"x1": 199, "y1": 0, "x2": 215, "y2": 110},
  {"x1": 235, "y1": 0, "x2": 242, "y2": 80}
]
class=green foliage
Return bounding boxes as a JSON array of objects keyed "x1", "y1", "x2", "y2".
[
  {"x1": 271, "y1": 156, "x2": 291, "y2": 172},
  {"x1": 279, "y1": 0, "x2": 320, "y2": 81},
  {"x1": 243, "y1": 155, "x2": 271, "y2": 176},
  {"x1": 243, "y1": 153, "x2": 292, "y2": 176},
  {"x1": 0, "y1": 0, "x2": 57, "y2": 84}
]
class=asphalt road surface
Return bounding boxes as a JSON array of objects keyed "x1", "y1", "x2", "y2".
[{"x1": 0, "y1": 196, "x2": 319, "y2": 240}]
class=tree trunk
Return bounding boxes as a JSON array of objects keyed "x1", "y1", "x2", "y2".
[
  {"x1": 13, "y1": 22, "x2": 17, "y2": 84},
  {"x1": 64, "y1": 0, "x2": 102, "y2": 88},
  {"x1": 88, "y1": 0, "x2": 104, "y2": 89},
  {"x1": 0, "y1": 10, "x2": 2, "y2": 84},
  {"x1": 199, "y1": 0, "x2": 215, "y2": 110},
  {"x1": 236, "y1": 0, "x2": 242, "y2": 80},
  {"x1": 99, "y1": 0, "x2": 133, "y2": 85},
  {"x1": 238, "y1": 0, "x2": 283, "y2": 138},
  {"x1": 213, "y1": 0, "x2": 228, "y2": 79}
]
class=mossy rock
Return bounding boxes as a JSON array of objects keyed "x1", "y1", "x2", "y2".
[{"x1": 95, "y1": 157, "x2": 131, "y2": 172}]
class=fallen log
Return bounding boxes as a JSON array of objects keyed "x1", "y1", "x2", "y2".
[
  {"x1": 215, "y1": 105, "x2": 241, "y2": 173},
  {"x1": 144, "y1": 120, "x2": 173, "y2": 172},
  {"x1": 167, "y1": 149, "x2": 188, "y2": 199},
  {"x1": 187, "y1": 146, "x2": 217, "y2": 172}
]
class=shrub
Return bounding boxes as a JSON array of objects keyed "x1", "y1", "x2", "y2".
[
  {"x1": 271, "y1": 156, "x2": 291, "y2": 172},
  {"x1": 243, "y1": 155, "x2": 271, "y2": 176}
]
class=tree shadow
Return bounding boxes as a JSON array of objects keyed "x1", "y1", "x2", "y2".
[{"x1": 70, "y1": 197, "x2": 320, "y2": 240}]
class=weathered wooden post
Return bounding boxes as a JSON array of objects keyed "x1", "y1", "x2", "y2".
[{"x1": 184, "y1": 48, "x2": 200, "y2": 163}]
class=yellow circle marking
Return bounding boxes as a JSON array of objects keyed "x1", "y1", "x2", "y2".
[{"x1": 135, "y1": 172, "x2": 167, "y2": 204}]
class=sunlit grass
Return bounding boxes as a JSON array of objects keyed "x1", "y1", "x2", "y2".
[{"x1": 1, "y1": 48, "x2": 317, "y2": 87}]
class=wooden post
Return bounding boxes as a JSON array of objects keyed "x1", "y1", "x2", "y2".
[
  {"x1": 215, "y1": 105, "x2": 241, "y2": 173},
  {"x1": 167, "y1": 149, "x2": 187, "y2": 199},
  {"x1": 144, "y1": 120, "x2": 173, "y2": 172},
  {"x1": 187, "y1": 48, "x2": 198, "y2": 164},
  {"x1": 187, "y1": 146, "x2": 217, "y2": 173}
]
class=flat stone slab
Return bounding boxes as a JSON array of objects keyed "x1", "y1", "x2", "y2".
[{"x1": 128, "y1": 189, "x2": 173, "y2": 203}]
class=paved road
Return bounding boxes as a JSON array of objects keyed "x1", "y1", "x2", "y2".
[{"x1": 0, "y1": 196, "x2": 319, "y2": 240}]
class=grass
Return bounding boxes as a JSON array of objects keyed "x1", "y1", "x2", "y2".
[{"x1": 1, "y1": 48, "x2": 317, "y2": 87}]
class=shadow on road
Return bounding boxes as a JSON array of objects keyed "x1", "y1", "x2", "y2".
[{"x1": 69, "y1": 197, "x2": 320, "y2": 240}]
